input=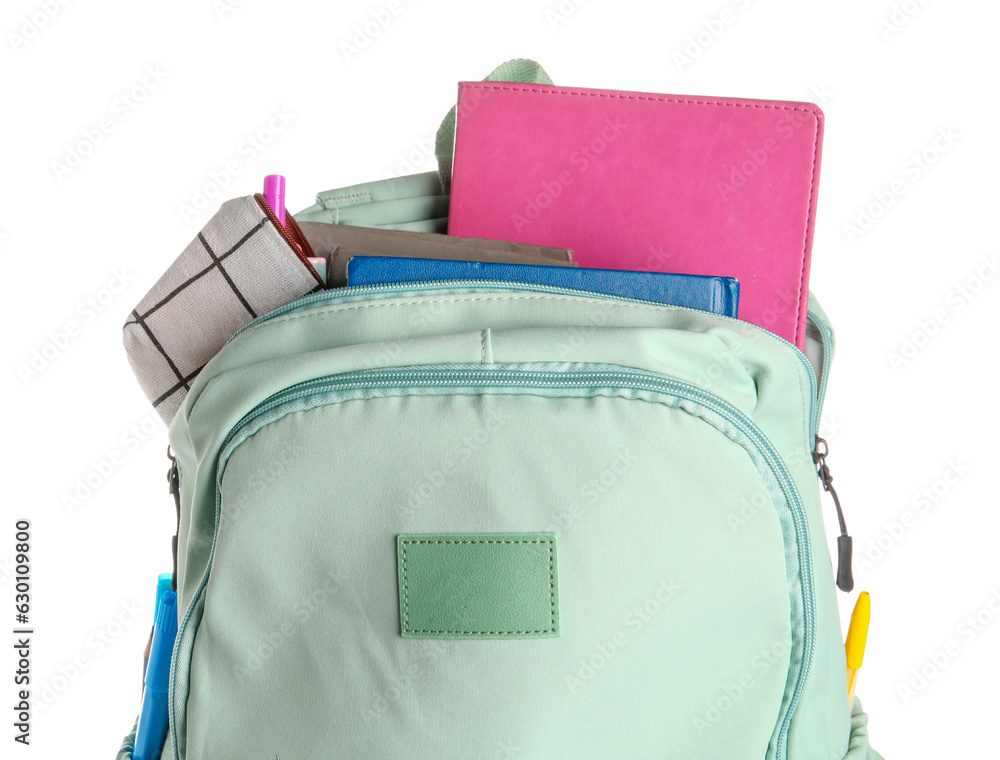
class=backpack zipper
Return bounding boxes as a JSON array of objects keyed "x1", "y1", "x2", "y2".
[
  {"x1": 813, "y1": 436, "x2": 853, "y2": 593},
  {"x1": 804, "y1": 309, "x2": 853, "y2": 592},
  {"x1": 225, "y1": 279, "x2": 823, "y2": 441},
  {"x1": 168, "y1": 363, "x2": 816, "y2": 760}
]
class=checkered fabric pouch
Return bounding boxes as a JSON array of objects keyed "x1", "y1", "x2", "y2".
[{"x1": 123, "y1": 195, "x2": 324, "y2": 423}]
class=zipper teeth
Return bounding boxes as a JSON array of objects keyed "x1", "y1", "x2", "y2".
[
  {"x1": 224, "y1": 279, "x2": 820, "y2": 440},
  {"x1": 171, "y1": 365, "x2": 815, "y2": 760},
  {"x1": 253, "y1": 194, "x2": 324, "y2": 286}
]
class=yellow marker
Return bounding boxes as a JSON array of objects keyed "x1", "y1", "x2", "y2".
[{"x1": 845, "y1": 591, "x2": 870, "y2": 710}]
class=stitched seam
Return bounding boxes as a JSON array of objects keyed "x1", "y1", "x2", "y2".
[
  {"x1": 402, "y1": 542, "x2": 409, "y2": 632},
  {"x1": 796, "y1": 118, "x2": 822, "y2": 347},
  {"x1": 321, "y1": 191, "x2": 372, "y2": 207},
  {"x1": 463, "y1": 83, "x2": 819, "y2": 113},
  {"x1": 401, "y1": 538, "x2": 556, "y2": 635},
  {"x1": 264, "y1": 293, "x2": 675, "y2": 328},
  {"x1": 798, "y1": 363, "x2": 810, "y2": 466},
  {"x1": 254, "y1": 293, "x2": 811, "y2": 424},
  {"x1": 480, "y1": 329, "x2": 487, "y2": 363},
  {"x1": 549, "y1": 540, "x2": 555, "y2": 630},
  {"x1": 462, "y1": 82, "x2": 821, "y2": 344}
]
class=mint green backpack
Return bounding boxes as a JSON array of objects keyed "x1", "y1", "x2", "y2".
[
  {"x1": 117, "y1": 61, "x2": 884, "y2": 760},
  {"x1": 118, "y1": 283, "x2": 882, "y2": 760}
]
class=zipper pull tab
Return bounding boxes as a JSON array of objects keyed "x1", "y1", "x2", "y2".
[
  {"x1": 167, "y1": 448, "x2": 181, "y2": 592},
  {"x1": 813, "y1": 436, "x2": 854, "y2": 593}
]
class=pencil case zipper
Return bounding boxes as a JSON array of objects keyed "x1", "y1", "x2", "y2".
[{"x1": 253, "y1": 193, "x2": 325, "y2": 286}]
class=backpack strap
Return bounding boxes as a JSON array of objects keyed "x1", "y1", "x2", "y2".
[
  {"x1": 295, "y1": 59, "x2": 553, "y2": 232},
  {"x1": 434, "y1": 58, "x2": 554, "y2": 192}
]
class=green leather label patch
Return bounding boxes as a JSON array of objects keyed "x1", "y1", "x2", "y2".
[{"x1": 397, "y1": 533, "x2": 559, "y2": 639}]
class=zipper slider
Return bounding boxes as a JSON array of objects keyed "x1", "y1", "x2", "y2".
[
  {"x1": 813, "y1": 436, "x2": 854, "y2": 592},
  {"x1": 167, "y1": 448, "x2": 181, "y2": 592}
]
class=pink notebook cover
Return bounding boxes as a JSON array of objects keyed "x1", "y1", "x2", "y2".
[{"x1": 448, "y1": 81, "x2": 824, "y2": 348}]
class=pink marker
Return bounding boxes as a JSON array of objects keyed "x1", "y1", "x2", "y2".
[{"x1": 263, "y1": 175, "x2": 286, "y2": 227}]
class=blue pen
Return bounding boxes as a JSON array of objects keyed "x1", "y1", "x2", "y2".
[
  {"x1": 134, "y1": 590, "x2": 178, "y2": 760},
  {"x1": 142, "y1": 574, "x2": 174, "y2": 692}
]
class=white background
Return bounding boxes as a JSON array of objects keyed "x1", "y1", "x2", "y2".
[{"x1": 2, "y1": 0, "x2": 997, "y2": 756}]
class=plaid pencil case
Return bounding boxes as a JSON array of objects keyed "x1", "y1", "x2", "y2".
[{"x1": 123, "y1": 195, "x2": 324, "y2": 423}]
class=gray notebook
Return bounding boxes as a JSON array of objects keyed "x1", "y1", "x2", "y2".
[{"x1": 298, "y1": 222, "x2": 574, "y2": 287}]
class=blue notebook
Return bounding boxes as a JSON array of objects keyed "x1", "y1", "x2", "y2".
[{"x1": 345, "y1": 256, "x2": 739, "y2": 317}]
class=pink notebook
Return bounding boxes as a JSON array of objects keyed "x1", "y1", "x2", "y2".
[{"x1": 448, "y1": 82, "x2": 824, "y2": 348}]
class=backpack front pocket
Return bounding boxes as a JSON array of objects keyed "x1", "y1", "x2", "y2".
[{"x1": 170, "y1": 363, "x2": 814, "y2": 760}]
